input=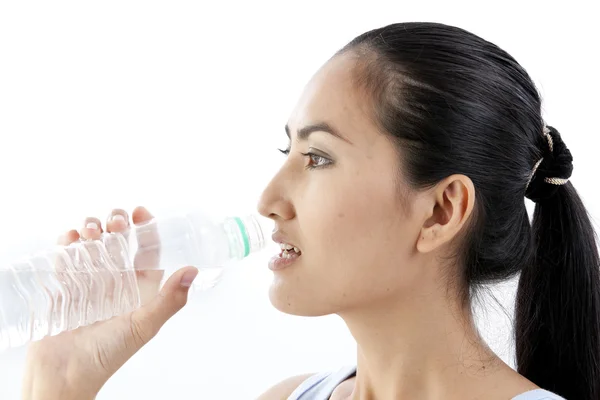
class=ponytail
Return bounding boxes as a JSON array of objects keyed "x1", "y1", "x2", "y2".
[{"x1": 516, "y1": 128, "x2": 600, "y2": 399}]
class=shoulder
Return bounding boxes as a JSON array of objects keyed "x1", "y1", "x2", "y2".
[{"x1": 255, "y1": 373, "x2": 315, "y2": 400}]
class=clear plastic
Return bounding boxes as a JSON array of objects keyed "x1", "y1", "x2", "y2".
[{"x1": 0, "y1": 211, "x2": 271, "y2": 352}]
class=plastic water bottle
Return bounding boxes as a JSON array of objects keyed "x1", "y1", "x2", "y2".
[{"x1": 0, "y1": 211, "x2": 271, "y2": 352}]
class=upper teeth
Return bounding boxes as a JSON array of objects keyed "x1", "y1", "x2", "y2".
[{"x1": 280, "y1": 243, "x2": 300, "y2": 253}]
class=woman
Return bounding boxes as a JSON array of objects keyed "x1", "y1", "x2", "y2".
[{"x1": 21, "y1": 22, "x2": 598, "y2": 400}]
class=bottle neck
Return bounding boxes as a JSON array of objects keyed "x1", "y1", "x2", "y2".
[{"x1": 223, "y1": 215, "x2": 268, "y2": 260}]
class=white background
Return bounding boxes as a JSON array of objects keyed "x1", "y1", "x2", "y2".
[{"x1": 0, "y1": 1, "x2": 598, "y2": 398}]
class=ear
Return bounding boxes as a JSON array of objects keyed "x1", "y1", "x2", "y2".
[{"x1": 416, "y1": 175, "x2": 475, "y2": 253}]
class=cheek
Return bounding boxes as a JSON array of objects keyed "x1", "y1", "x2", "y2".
[{"x1": 301, "y1": 172, "x2": 416, "y2": 293}]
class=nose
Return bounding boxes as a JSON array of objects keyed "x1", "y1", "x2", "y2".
[{"x1": 257, "y1": 171, "x2": 295, "y2": 222}]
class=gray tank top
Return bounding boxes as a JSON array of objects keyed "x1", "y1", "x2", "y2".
[{"x1": 287, "y1": 366, "x2": 566, "y2": 399}]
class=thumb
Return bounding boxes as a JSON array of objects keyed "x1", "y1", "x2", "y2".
[{"x1": 129, "y1": 266, "x2": 199, "y2": 348}]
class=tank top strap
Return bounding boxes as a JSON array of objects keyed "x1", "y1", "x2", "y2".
[{"x1": 287, "y1": 366, "x2": 357, "y2": 400}]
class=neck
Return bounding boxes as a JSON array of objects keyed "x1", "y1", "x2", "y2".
[{"x1": 339, "y1": 283, "x2": 503, "y2": 399}]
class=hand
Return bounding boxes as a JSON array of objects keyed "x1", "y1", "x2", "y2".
[{"x1": 21, "y1": 206, "x2": 199, "y2": 400}]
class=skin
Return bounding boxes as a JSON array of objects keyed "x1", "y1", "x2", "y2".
[
  {"x1": 23, "y1": 53, "x2": 540, "y2": 399},
  {"x1": 22, "y1": 207, "x2": 198, "y2": 400}
]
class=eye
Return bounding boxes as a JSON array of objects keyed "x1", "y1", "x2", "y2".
[
  {"x1": 301, "y1": 152, "x2": 333, "y2": 170},
  {"x1": 277, "y1": 147, "x2": 333, "y2": 169}
]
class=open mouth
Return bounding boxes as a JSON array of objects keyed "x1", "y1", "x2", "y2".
[
  {"x1": 269, "y1": 242, "x2": 302, "y2": 271},
  {"x1": 278, "y1": 243, "x2": 302, "y2": 259}
]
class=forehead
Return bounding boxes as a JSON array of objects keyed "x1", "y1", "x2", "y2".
[{"x1": 287, "y1": 54, "x2": 379, "y2": 144}]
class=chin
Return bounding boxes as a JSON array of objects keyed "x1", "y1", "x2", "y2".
[{"x1": 268, "y1": 282, "x2": 337, "y2": 317}]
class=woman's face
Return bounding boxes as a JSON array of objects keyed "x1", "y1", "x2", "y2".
[{"x1": 258, "y1": 54, "x2": 430, "y2": 317}]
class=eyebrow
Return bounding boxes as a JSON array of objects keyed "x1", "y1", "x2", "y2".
[{"x1": 285, "y1": 122, "x2": 353, "y2": 144}]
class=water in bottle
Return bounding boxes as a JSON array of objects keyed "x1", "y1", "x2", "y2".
[{"x1": 0, "y1": 210, "x2": 271, "y2": 351}]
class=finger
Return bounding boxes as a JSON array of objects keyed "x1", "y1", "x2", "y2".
[
  {"x1": 131, "y1": 206, "x2": 154, "y2": 226},
  {"x1": 55, "y1": 229, "x2": 80, "y2": 276},
  {"x1": 129, "y1": 266, "x2": 198, "y2": 347},
  {"x1": 106, "y1": 209, "x2": 130, "y2": 235},
  {"x1": 100, "y1": 209, "x2": 132, "y2": 316},
  {"x1": 104, "y1": 209, "x2": 137, "y2": 313},
  {"x1": 131, "y1": 206, "x2": 161, "y2": 270},
  {"x1": 104, "y1": 209, "x2": 132, "y2": 273},
  {"x1": 80, "y1": 217, "x2": 103, "y2": 241},
  {"x1": 57, "y1": 229, "x2": 80, "y2": 246},
  {"x1": 129, "y1": 206, "x2": 162, "y2": 303},
  {"x1": 55, "y1": 230, "x2": 84, "y2": 329},
  {"x1": 55, "y1": 229, "x2": 79, "y2": 277},
  {"x1": 79, "y1": 216, "x2": 105, "y2": 265},
  {"x1": 78, "y1": 217, "x2": 108, "y2": 324}
]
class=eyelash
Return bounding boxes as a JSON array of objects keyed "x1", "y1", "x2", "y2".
[{"x1": 278, "y1": 148, "x2": 333, "y2": 170}]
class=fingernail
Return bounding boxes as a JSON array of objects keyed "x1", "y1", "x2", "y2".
[
  {"x1": 180, "y1": 269, "x2": 198, "y2": 287},
  {"x1": 111, "y1": 214, "x2": 126, "y2": 222},
  {"x1": 86, "y1": 222, "x2": 99, "y2": 230}
]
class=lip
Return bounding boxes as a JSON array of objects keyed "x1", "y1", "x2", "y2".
[
  {"x1": 268, "y1": 252, "x2": 301, "y2": 271},
  {"x1": 269, "y1": 230, "x2": 302, "y2": 271},
  {"x1": 271, "y1": 231, "x2": 300, "y2": 250}
]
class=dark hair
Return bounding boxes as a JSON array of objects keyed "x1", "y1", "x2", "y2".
[{"x1": 338, "y1": 22, "x2": 600, "y2": 399}]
